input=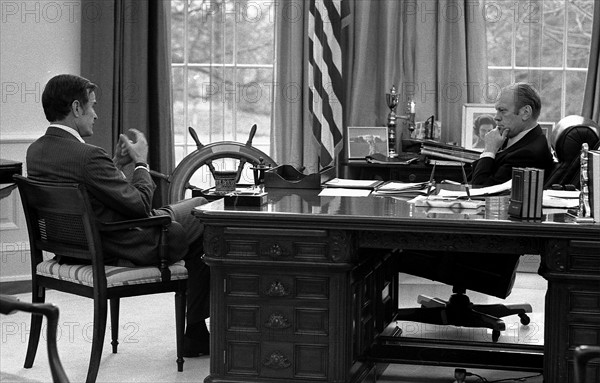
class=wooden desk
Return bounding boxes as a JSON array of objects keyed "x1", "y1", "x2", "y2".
[{"x1": 193, "y1": 190, "x2": 600, "y2": 383}]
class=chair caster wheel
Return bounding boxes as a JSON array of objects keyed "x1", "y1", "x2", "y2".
[
  {"x1": 519, "y1": 313, "x2": 531, "y2": 325},
  {"x1": 492, "y1": 330, "x2": 500, "y2": 342}
]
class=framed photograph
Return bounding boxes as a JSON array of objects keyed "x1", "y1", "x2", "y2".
[
  {"x1": 539, "y1": 122, "x2": 555, "y2": 148},
  {"x1": 461, "y1": 103, "x2": 497, "y2": 151},
  {"x1": 346, "y1": 126, "x2": 389, "y2": 159}
]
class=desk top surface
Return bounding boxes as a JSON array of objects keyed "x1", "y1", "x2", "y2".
[{"x1": 194, "y1": 188, "x2": 599, "y2": 239}]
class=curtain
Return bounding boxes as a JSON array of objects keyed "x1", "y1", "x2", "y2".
[
  {"x1": 81, "y1": 0, "x2": 174, "y2": 207},
  {"x1": 582, "y1": 2, "x2": 600, "y2": 123},
  {"x1": 346, "y1": 0, "x2": 488, "y2": 146},
  {"x1": 272, "y1": 1, "x2": 311, "y2": 172},
  {"x1": 273, "y1": 0, "x2": 488, "y2": 170}
]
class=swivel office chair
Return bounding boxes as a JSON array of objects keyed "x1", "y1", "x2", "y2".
[
  {"x1": 394, "y1": 250, "x2": 530, "y2": 342},
  {"x1": 544, "y1": 115, "x2": 599, "y2": 189}
]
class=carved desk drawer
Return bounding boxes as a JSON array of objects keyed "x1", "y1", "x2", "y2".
[
  {"x1": 208, "y1": 226, "x2": 351, "y2": 263},
  {"x1": 227, "y1": 273, "x2": 330, "y2": 300},
  {"x1": 221, "y1": 270, "x2": 338, "y2": 381}
]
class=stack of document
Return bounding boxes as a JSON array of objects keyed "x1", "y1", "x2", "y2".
[
  {"x1": 320, "y1": 178, "x2": 382, "y2": 197},
  {"x1": 372, "y1": 181, "x2": 430, "y2": 196},
  {"x1": 436, "y1": 179, "x2": 512, "y2": 199}
]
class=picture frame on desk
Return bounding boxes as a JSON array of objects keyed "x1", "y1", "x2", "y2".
[
  {"x1": 346, "y1": 126, "x2": 389, "y2": 159},
  {"x1": 461, "y1": 103, "x2": 497, "y2": 152}
]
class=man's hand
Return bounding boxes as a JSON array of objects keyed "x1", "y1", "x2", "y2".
[
  {"x1": 113, "y1": 136, "x2": 132, "y2": 169},
  {"x1": 483, "y1": 127, "x2": 508, "y2": 154},
  {"x1": 120, "y1": 129, "x2": 149, "y2": 164}
]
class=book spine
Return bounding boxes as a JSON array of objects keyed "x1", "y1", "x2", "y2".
[
  {"x1": 535, "y1": 168, "x2": 544, "y2": 219},
  {"x1": 509, "y1": 167, "x2": 525, "y2": 217},
  {"x1": 528, "y1": 168, "x2": 538, "y2": 219},
  {"x1": 521, "y1": 168, "x2": 531, "y2": 219}
]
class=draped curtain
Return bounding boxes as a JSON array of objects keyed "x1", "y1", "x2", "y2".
[
  {"x1": 271, "y1": 1, "x2": 315, "y2": 172},
  {"x1": 273, "y1": 0, "x2": 488, "y2": 169},
  {"x1": 81, "y1": 0, "x2": 173, "y2": 207},
  {"x1": 582, "y1": 2, "x2": 600, "y2": 123}
]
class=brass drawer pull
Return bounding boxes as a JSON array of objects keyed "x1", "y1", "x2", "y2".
[
  {"x1": 263, "y1": 351, "x2": 291, "y2": 369},
  {"x1": 268, "y1": 243, "x2": 283, "y2": 257},
  {"x1": 265, "y1": 281, "x2": 289, "y2": 297},
  {"x1": 265, "y1": 313, "x2": 291, "y2": 329}
]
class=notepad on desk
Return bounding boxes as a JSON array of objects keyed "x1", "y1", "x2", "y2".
[
  {"x1": 324, "y1": 178, "x2": 383, "y2": 189},
  {"x1": 436, "y1": 179, "x2": 512, "y2": 199},
  {"x1": 372, "y1": 181, "x2": 430, "y2": 196},
  {"x1": 319, "y1": 188, "x2": 372, "y2": 197}
]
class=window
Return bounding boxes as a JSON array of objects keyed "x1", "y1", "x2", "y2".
[
  {"x1": 485, "y1": 0, "x2": 594, "y2": 123},
  {"x1": 171, "y1": 0, "x2": 276, "y2": 168}
]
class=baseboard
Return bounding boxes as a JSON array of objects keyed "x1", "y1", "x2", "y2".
[{"x1": 0, "y1": 280, "x2": 31, "y2": 295}]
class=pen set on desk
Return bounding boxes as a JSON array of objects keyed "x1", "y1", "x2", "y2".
[
  {"x1": 414, "y1": 161, "x2": 484, "y2": 209},
  {"x1": 424, "y1": 162, "x2": 471, "y2": 200}
]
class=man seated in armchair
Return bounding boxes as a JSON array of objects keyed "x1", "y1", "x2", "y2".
[{"x1": 26, "y1": 74, "x2": 209, "y2": 357}]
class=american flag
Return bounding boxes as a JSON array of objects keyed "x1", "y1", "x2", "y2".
[{"x1": 308, "y1": 0, "x2": 347, "y2": 168}]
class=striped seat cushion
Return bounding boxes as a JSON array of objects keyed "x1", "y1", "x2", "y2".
[{"x1": 36, "y1": 259, "x2": 187, "y2": 288}]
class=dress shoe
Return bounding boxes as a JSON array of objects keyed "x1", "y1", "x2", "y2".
[{"x1": 183, "y1": 336, "x2": 209, "y2": 357}]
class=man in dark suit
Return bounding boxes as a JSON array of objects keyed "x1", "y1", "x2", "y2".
[
  {"x1": 471, "y1": 83, "x2": 554, "y2": 187},
  {"x1": 27, "y1": 74, "x2": 210, "y2": 357}
]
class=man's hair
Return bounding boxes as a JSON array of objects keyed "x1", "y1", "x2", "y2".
[
  {"x1": 42, "y1": 74, "x2": 97, "y2": 122},
  {"x1": 510, "y1": 82, "x2": 541, "y2": 120},
  {"x1": 473, "y1": 114, "x2": 496, "y2": 134}
]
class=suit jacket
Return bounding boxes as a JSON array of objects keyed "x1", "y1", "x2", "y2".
[
  {"x1": 26, "y1": 127, "x2": 186, "y2": 266},
  {"x1": 471, "y1": 125, "x2": 554, "y2": 187}
]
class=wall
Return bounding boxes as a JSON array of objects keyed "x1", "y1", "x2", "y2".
[{"x1": 0, "y1": 0, "x2": 81, "y2": 282}]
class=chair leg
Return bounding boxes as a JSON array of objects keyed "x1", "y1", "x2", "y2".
[
  {"x1": 86, "y1": 298, "x2": 108, "y2": 383},
  {"x1": 175, "y1": 287, "x2": 186, "y2": 372},
  {"x1": 24, "y1": 284, "x2": 45, "y2": 369},
  {"x1": 110, "y1": 298, "x2": 120, "y2": 353}
]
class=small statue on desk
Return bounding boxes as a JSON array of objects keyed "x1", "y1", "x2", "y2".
[
  {"x1": 576, "y1": 143, "x2": 594, "y2": 223},
  {"x1": 386, "y1": 86, "x2": 399, "y2": 158}
]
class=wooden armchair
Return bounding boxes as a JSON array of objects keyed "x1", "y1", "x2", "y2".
[
  {"x1": 0, "y1": 295, "x2": 69, "y2": 382},
  {"x1": 13, "y1": 175, "x2": 188, "y2": 383}
]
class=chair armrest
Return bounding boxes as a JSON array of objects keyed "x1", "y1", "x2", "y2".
[
  {"x1": 0, "y1": 295, "x2": 70, "y2": 382},
  {"x1": 99, "y1": 215, "x2": 172, "y2": 231},
  {"x1": 99, "y1": 216, "x2": 174, "y2": 282}
]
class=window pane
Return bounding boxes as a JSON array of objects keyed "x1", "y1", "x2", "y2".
[
  {"x1": 236, "y1": 1, "x2": 275, "y2": 64},
  {"x1": 172, "y1": 67, "x2": 186, "y2": 145},
  {"x1": 515, "y1": 0, "x2": 544, "y2": 67},
  {"x1": 187, "y1": 67, "x2": 212, "y2": 143},
  {"x1": 187, "y1": 0, "x2": 218, "y2": 64},
  {"x1": 541, "y1": 0, "x2": 564, "y2": 68},
  {"x1": 537, "y1": 70, "x2": 564, "y2": 123},
  {"x1": 237, "y1": 68, "x2": 273, "y2": 152},
  {"x1": 171, "y1": 0, "x2": 185, "y2": 64},
  {"x1": 485, "y1": 0, "x2": 513, "y2": 67},
  {"x1": 566, "y1": 0, "x2": 594, "y2": 68},
  {"x1": 565, "y1": 70, "x2": 587, "y2": 115}
]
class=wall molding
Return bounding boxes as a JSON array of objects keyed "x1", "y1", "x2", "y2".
[{"x1": 0, "y1": 134, "x2": 39, "y2": 144}]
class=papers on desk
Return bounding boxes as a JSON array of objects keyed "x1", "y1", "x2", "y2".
[
  {"x1": 324, "y1": 178, "x2": 383, "y2": 189},
  {"x1": 372, "y1": 181, "x2": 430, "y2": 197},
  {"x1": 319, "y1": 188, "x2": 371, "y2": 197},
  {"x1": 408, "y1": 195, "x2": 485, "y2": 209},
  {"x1": 542, "y1": 189, "x2": 580, "y2": 209},
  {"x1": 437, "y1": 179, "x2": 512, "y2": 199}
]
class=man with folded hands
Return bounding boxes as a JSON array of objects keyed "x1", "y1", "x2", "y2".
[{"x1": 26, "y1": 74, "x2": 210, "y2": 357}]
